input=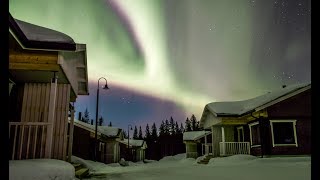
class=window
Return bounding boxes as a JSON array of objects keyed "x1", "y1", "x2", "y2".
[
  {"x1": 270, "y1": 120, "x2": 298, "y2": 147},
  {"x1": 237, "y1": 126, "x2": 244, "y2": 142},
  {"x1": 249, "y1": 122, "x2": 261, "y2": 147}
]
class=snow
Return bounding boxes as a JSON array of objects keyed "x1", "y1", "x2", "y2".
[
  {"x1": 81, "y1": 154, "x2": 310, "y2": 180},
  {"x1": 9, "y1": 159, "x2": 75, "y2": 180},
  {"x1": 120, "y1": 139, "x2": 145, "y2": 147},
  {"x1": 15, "y1": 18, "x2": 75, "y2": 44},
  {"x1": 206, "y1": 82, "x2": 310, "y2": 116},
  {"x1": 73, "y1": 119, "x2": 121, "y2": 137},
  {"x1": 183, "y1": 131, "x2": 211, "y2": 141}
]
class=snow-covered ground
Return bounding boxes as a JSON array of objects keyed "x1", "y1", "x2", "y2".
[
  {"x1": 9, "y1": 159, "x2": 76, "y2": 180},
  {"x1": 82, "y1": 154, "x2": 310, "y2": 180},
  {"x1": 10, "y1": 154, "x2": 310, "y2": 180}
]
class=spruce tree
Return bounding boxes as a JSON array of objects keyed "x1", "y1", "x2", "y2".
[
  {"x1": 159, "y1": 121, "x2": 165, "y2": 136},
  {"x1": 108, "y1": 121, "x2": 112, "y2": 127},
  {"x1": 151, "y1": 123, "x2": 158, "y2": 140},
  {"x1": 185, "y1": 117, "x2": 192, "y2": 131},
  {"x1": 180, "y1": 123, "x2": 185, "y2": 133},
  {"x1": 190, "y1": 114, "x2": 197, "y2": 131},
  {"x1": 175, "y1": 121, "x2": 180, "y2": 134},
  {"x1": 98, "y1": 116, "x2": 103, "y2": 126},
  {"x1": 138, "y1": 126, "x2": 143, "y2": 139},
  {"x1": 169, "y1": 117, "x2": 175, "y2": 135},
  {"x1": 83, "y1": 108, "x2": 90, "y2": 123},
  {"x1": 165, "y1": 119, "x2": 170, "y2": 135},
  {"x1": 133, "y1": 126, "x2": 138, "y2": 139},
  {"x1": 145, "y1": 124, "x2": 151, "y2": 140}
]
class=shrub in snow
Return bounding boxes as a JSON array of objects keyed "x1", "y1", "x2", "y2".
[{"x1": 119, "y1": 158, "x2": 129, "y2": 166}]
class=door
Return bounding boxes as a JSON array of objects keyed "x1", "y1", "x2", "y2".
[{"x1": 237, "y1": 126, "x2": 244, "y2": 142}]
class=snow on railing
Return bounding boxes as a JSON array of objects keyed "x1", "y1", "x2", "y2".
[
  {"x1": 9, "y1": 122, "x2": 51, "y2": 160},
  {"x1": 219, "y1": 142, "x2": 250, "y2": 156}
]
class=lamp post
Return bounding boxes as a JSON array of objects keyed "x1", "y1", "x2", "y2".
[
  {"x1": 94, "y1": 77, "x2": 109, "y2": 161},
  {"x1": 127, "y1": 124, "x2": 132, "y2": 160}
]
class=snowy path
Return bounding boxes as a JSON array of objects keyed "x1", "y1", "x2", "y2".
[{"x1": 86, "y1": 156, "x2": 311, "y2": 180}]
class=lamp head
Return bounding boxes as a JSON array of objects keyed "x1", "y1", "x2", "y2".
[
  {"x1": 130, "y1": 127, "x2": 133, "y2": 130},
  {"x1": 103, "y1": 83, "x2": 109, "y2": 90}
]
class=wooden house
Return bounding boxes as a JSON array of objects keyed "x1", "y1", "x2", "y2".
[
  {"x1": 119, "y1": 139, "x2": 147, "y2": 162},
  {"x1": 199, "y1": 83, "x2": 311, "y2": 158},
  {"x1": 183, "y1": 131, "x2": 212, "y2": 158},
  {"x1": 8, "y1": 14, "x2": 89, "y2": 161},
  {"x1": 71, "y1": 119, "x2": 123, "y2": 164}
]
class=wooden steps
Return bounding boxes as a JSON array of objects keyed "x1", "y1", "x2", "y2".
[
  {"x1": 71, "y1": 163, "x2": 89, "y2": 179},
  {"x1": 198, "y1": 155, "x2": 213, "y2": 165}
]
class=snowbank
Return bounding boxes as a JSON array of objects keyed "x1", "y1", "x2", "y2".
[
  {"x1": 9, "y1": 159, "x2": 75, "y2": 180},
  {"x1": 208, "y1": 155, "x2": 258, "y2": 166},
  {"x1": 159, "y1": 153, "x2": 186, "y2": 162}
]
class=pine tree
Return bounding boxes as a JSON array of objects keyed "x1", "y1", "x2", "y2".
[
  {"x1": 190, "y1": 114, "x2": 197, "y2": 131},
  {"x1": 180, "y1": 123, "x2": 185, "y2": 133},
  {"x1": 123, "y1": 131, "x2": 128, "y2": 139},
  {"x1": 83, "y1": 108, "x2": 90, "y2": 123},
  {"x1": 185, "y1": 117, "x2": 192, "y2": 131},
  {"x1": 108, "y1": 121, "x2": 112, "y2": 127},
  {"x1": 133, "y1": 126, "x2": 138, "y2": 139},
  {"x1": 159, "y1": 121, "x2": 165, "y2": 136},
  {"x1": 151, "y1": 123, "x2": 158, "y2": 139},
  {"x1": 98, "y1": 116, "x2": 103, "y2": 126},
  {"x1": 165, "y1": 119, "x2": 170, "y2": 135},
  {"x1": 175, "y1": 121, "x2": 180, "y2": 134},
  {"x1": 145, "y1": 124, "x2": 151, "y2": 140},
  {"x1": 169, "y1": 117, "x2": 175, "y2": 135},
  {"x1": 138, "y1": 126, "x2": 143, "y2": 139}
]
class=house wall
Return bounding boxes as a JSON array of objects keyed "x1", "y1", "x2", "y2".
[
  {"x1": 13, "y1": 83, "x2": 71, "y2": 160},
  {"x1": 266, "y1": 89, "x2": 311, "y2": 155},
  {"x1": 185, "y1": 141, "x2": 198, "y2": 158},
  {"x1": 72, "y1": 125, "x2": 93, "y2": 160},
  {"x1": 211, "y1": 126, "x2": 222, "y2": 157}
]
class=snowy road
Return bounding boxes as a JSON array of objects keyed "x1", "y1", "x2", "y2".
[{"x1": 86, "y1": 155, "x2": 311, "y2": 180}]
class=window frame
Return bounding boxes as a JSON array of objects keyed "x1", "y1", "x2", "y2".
[
  {"x1": 248, "y1": 121, "x2": 261, "y2": 147},
  {"x1": 236, "y1": 126, "x2": 244, "y2": 142},
  {"x1": 270, "y1": 120, "x2": 298, "y2": 147}
]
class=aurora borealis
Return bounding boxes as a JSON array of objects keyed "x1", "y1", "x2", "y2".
[{"x1": 9, "y1": 0, "x2": 311, "y2": 131}]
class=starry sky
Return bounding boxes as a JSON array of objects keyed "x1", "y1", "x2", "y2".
[{"x1": 10, "y1": 0, "x2": 311, "y2": 134}]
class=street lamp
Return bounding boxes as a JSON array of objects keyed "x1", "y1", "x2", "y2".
[
  {"x1": 94, "y1": 77, "x2": 109, "y2": 161},
  {"x1": 127, "y1": 124, "x2": 133, "y2": 160}
]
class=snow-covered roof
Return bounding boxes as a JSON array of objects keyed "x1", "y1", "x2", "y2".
[
  {"x1": 15, "y1": 19, "x2": 75, "y2": 44},
  {"x1": 9, "y1": 13, "x2": 77, "y2": 51},
  {"x1": 205, "y1": 82, "x2": 311, "y2": 117},
  {"x1": 120, "y1": 139, "x2": 145, "y2": 148},
  {"x1": 72, "y1": 119, "x2": 121, "y2": 138},
  {"x1": 183, "y1": 131, "x2": 211, "y2": 141}
]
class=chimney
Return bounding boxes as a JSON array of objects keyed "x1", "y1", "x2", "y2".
[
  {"x1": 78, "y1": 112, "x2": 82, "y2": 120},
  {"x1": 282, "y1": 85, "x2": 287, "y2": 88}
]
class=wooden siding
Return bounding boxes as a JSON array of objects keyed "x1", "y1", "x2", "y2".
[
  {"x1": 19, "y1": 83, "x2": 71, "y2": 160},
  {"x1": 266, "y1": 89, "x2": 311, "y2": 155}
]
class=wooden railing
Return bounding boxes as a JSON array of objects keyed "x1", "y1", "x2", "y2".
[
  {"x1": 219, "y1": 142, "x2": 250, "y2": 156},
  {"x1": 9, "y1": 122, "x2": 51, "y2": 160},
  {"x1": 202, "y1": 143, "x2": 213, "y2": 155}
]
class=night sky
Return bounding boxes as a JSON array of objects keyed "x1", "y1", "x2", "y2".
[{"x1": 10, "y1": 0, "x2": 311, "y2": 134}]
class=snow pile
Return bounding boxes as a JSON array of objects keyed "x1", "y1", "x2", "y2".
[
  {"x1": 9, "y1": 159, "x2": 75, "y2": 180},
  {"x1": 179, "y1": 158, "x2": 196, "y2": 164},
  {"x1": 159, "y1": 153, "x2": 186, "y2": 162},
  {"x1": 208, "y1": 155, "x2": 258, "y2": 166},
  {"x1": 195, "y1": 155, "x2": 205, "y2": 163}
]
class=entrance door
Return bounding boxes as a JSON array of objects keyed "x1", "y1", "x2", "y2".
[{"x1": 237, "y1": 126, "x2": 244, "y2": 142}]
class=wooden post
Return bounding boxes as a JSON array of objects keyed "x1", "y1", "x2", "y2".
[
  {"x1": 211, "y1": 126, "x2": 214, "y2": 156},
  {"x1": 204, "y1": 133, "x2": 208, "y2": 155},
  {"x1": 45, "y1": 76, "x2": 57, "y2": 158},
  {"x1": 221, "y1": 126, "x2": 225, "y2": 156},
  {"x1": 68, "y1": 108, "x2": 75, "y2": 162}
]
